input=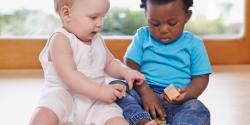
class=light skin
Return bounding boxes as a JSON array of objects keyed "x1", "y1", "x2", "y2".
[
  {"x1": 125, "y1": 0, "x2": 209, "y2": 124},
  {"x1": 30, "y1": 0, "x2": 145, "y2": 125}
]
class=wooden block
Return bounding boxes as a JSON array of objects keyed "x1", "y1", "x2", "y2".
[
  {"x1": 121, "y1": 86, "x2": 126, "y2": 97},
  {"x1": 164, "y1": 84, "x2": 180, "y2": 100},
  {"x1": 156, "y1": 119, "x2": 168, "y2": 125}
]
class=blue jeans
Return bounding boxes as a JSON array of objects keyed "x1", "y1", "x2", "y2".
[{"x1": 110, "y1": 80, "x2": 210, "y2": 125}]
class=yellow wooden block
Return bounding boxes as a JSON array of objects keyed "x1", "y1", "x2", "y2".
[
  {"x1": 164, "y1": 84, "x2": 180, "y2": 100},
  {"x1": 156, "y1": 119, "x2": 168, "y2": 125},
  {"x1": 121, "y1": 86, "x2": 126, "y2": 97}
]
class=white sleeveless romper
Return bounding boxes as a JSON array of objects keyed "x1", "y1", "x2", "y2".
[{"x1": 38, "y1": 28, "x2": 123, "y2": 125}]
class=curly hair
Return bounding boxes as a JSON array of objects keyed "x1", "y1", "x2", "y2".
[{"x1": 140, "y1": 0, "x2": 193, "y2": 13}]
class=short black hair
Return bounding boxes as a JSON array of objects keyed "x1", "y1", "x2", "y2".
[{"x1": 140, "y1": 0, "x2": 193, "y2": 13}]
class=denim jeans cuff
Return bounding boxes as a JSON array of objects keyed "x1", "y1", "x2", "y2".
[
  {"x1": 109, "y1": 79, "x2": 129, "y2": 90},
  {"x1": 129, "y1": 112, "x2": 152, "y2": 125}
]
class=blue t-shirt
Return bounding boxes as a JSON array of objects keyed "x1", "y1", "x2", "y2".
[{"x1": 125, "y1": 26, "x2": 212, "y2": 88}]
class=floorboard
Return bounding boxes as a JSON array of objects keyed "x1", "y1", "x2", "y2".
[{"x1": 0, "y1": 65, "x2": 250, "y2": 125}]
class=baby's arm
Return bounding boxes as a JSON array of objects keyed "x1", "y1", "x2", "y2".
[
  {"x1": 187, "y1": 75, "x2": 209, "y2": 98},
  {"x1": 49, "y1": 33, "x2": 121, "y2": 103},
  {"x1": 125, "y1": 58, "x2": 166, "y2": 120},
  {"x1": 102, "y1": 40, "x2": 145, "y2": 90}
]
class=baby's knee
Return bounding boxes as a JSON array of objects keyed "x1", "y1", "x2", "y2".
[
  {"x1": 38, "y1": 87, "x2": 74, "y2": 122},
  {"x1": 35, "y1": 107, "x2": 58, "y2": 117},
  {"x1": 29, "y1": 107, "x2": 59, "y2": 125},
  {"x1": 104, "y1": 117, "x2": 129, "y2": 125},
  {"x1": 184, "y1": 99, "x2": 210, "y2": 115},
  {"x1": 177, "y1": 99, "x2": 210, "y2": 124}
]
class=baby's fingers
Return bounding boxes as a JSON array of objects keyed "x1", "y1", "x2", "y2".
[
  {"x1": 178, "y1": 87, "x2": 187, "y2": 93},
  {"x1": 161, "y1": 93, "x2": 174, "y2": 104},
  {"x1": 127, "y1": 79, "x2": 134, "y2": 90},
  {"x1": 111, "y1": 84, "x2": 124, "y2": 91},
  {"x1": 135, "y1": 79, "x2": 144, "y2": 85},
  {"x1": 136, "y1": 73, "x2": 145, "y2": 82},
  {"x1": 114, "y1": 90, "x2": 123, "y2": 99},
  {"x1": 172, "y1": 94, "x2": 185, "y2": 104},
  {"x1": 112, "y1": 84, "x2": 126, "y2": 99}
]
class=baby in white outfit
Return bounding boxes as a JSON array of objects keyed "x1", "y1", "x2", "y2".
[{"x1": 29, "y1": 0, "x2": 145, "y2": 125}]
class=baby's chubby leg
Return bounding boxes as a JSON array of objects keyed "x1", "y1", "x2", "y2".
[
  {"x1": 104, "y1": 116, "x2": 129, "y2": 125},
  {"x1": 137, "y1": 119, "x2": 158, "y2": 125},
  {"x1": 30, "y1": 87, "x2": 74, "y2": 125},
  {"x1": 145, "y1": 120, "x2": 158, "y2": 125},
  {"x1": 29, "y1": 107, "x2": 59, "y2": 125}
]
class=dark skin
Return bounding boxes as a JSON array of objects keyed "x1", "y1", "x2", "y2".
[
  {"x1": 126, "y1": 59, "x2": 166, "y2": 121},
  {"x1": 163, "y1": 74, "x2": 209, "y2": 104},
  {"x1": 146, "y1": 0, "x2": 191, "y2": 44},
  {"x1": 125, "y1": 0, "x2": 210, "y2": 124}
]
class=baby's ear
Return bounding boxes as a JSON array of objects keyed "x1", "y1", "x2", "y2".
[
  {"x1": 60, "y1": 5, "x2": 71, "y2": 22},
  {"x1": 185, "y1": 10, "x2": 192, "y2": 23}
]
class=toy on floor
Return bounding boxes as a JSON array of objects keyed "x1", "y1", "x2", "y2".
[{"x1": 156, "y1": 119, "x2": 169, "y2": 125}]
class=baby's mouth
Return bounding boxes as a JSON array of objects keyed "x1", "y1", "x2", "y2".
[
  {"x1": 91, "y1": 31, "x2": 97, "y2": 34},
  {"x1": 160, "y1": 37, "x2": 171, "y2": 43},
  {"x1": 90, "y1": 31, "x2": 98, "y2": 36}
]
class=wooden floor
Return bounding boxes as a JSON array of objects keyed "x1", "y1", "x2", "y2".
[{"x1": 0, "y1": 65, "x2": 250, "y2": 125}]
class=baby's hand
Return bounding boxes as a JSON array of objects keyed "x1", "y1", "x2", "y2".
[
  {"x1": 172, "y1": 87, "x2": 189, "y2": 104},
  {"x1": 123, "y1": 69, "x2": 145, "y2": 90},
  {"x1": 162, "y1": 87, "x2": 189, "y2": 104},
  {"x1": 97, "y1": 84, "x2": 125, "y2": 103},
  {"x1": 111, "y1": 84, "x2": 126, "y2": 98}
]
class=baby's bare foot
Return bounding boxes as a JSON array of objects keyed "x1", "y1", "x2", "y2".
[{"x1": 145, "y1": 120, "x2": 157, "y2": 125}]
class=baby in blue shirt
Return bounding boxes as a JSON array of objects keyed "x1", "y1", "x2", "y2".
[{"x1": 110, "y1": 0, "x2": 212, "y2": 125}]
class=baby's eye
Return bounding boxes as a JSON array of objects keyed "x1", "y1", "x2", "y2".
[
  {"x1": 168, "y1": 20, "x2": 177, "y2": 26},
  {"x1": 150, "y1": 21, "x2": 160, "y2": 27},
  {"x1": 89, "y1": 16, "x2": 97, "y2": 20}
]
